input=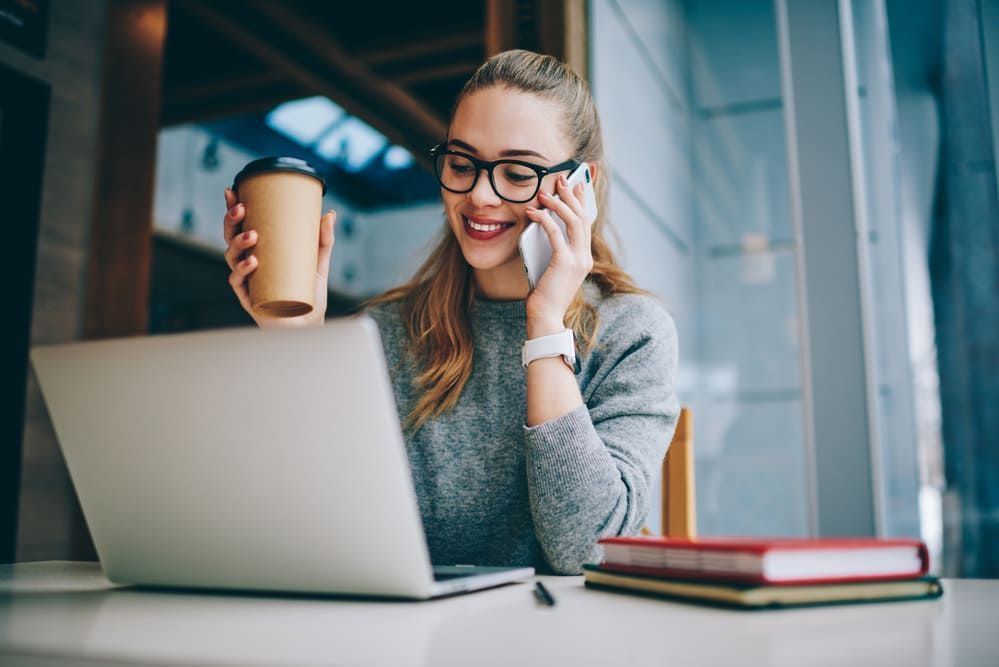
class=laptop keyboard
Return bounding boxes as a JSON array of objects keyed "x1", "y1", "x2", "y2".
[
  {"x1": 433, "y1": 571, "x2": 477, "y2": 581},
  {"x1": 432, "y1": 565, "x2": 497, "y2": 580}
]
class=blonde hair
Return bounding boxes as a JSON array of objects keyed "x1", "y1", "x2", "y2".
[{"x1": 368, "y1": 49, "x2": 646, "y2": 432}]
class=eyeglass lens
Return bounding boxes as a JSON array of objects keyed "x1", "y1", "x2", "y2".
[{"x1": 435, "y1": 154, "x2": 540, "y2": 202}]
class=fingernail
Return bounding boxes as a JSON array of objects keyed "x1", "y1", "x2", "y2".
[{"x1": 242, "y1": 231, "x2": 251, "y2": 241}]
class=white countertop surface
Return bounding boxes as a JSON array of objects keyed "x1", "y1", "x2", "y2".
[{"x1": 2, "y1": 561, "x2": 997, "y2": 666}]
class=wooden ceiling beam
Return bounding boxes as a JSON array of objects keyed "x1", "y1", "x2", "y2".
[
  {"x1": 245, "y1": 0, "x2": 448, "y2": 150},
  {"x1": 173, "y1": 1, "x2": 445, "y2": 165},
  {"x1": 360, "y1": 32, "x2": 482, "y2": 67},
  {"x1": 161, "y1": 85, "x2": 310, "y2": 127},
  {"x1": 164, "y1": 70, "x2": 288, "y2": 105},
  {"x1": 391, "y1": 62, "x2": 479, "y2": 87}
]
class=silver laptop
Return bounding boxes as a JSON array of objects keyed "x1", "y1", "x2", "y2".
[{"x1": 30, "y1": 316, "x2": 534, "y2": 599}]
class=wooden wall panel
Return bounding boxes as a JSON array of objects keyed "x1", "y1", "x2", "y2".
[{"x1": 85, "y1": 0, "x2": 167, "y2": 341}]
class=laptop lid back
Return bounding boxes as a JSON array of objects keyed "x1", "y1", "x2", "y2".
[{"x1": 30, "y1": 317, "x2": 437, "y2": 598}]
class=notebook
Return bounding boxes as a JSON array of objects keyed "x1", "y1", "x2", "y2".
[
  {"x1": 30, "y1": 315, "x2": 534, "y2": 599},
  {"x1": 598, "y1": 536, "x2": 929, "y2": 585},
  {"x1": 582, "y1": 564, "x2": 943, "y2": 610}
]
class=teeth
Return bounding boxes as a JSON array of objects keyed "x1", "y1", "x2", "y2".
[{"x1": 466, "y1": 217, "x2": 505, "y2": 233}]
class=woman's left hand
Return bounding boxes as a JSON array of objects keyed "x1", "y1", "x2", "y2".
[{"x1": 524, "y1": 173, "x2": 594, "y2": 337}]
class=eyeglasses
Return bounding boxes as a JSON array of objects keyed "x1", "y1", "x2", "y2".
[{"x1": 429, "y1": 144, "x2": 578, "y2": 204}]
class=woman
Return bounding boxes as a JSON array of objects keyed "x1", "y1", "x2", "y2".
[{"x1": 222, "y1": 49, "x2": 679, "y2": 574}]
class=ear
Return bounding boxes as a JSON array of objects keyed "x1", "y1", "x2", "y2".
[{"x1": 586, "y1": 161, "x2": 599, "y2": 185}]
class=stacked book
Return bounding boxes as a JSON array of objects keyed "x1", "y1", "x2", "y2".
[{"x1": 583, "y1": 536, "x2": 943, "y2": 610}]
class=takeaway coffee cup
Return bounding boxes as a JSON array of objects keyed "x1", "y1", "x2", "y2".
[{"x1": 231, "y1": 157, "x2": 327, "y2": 318}]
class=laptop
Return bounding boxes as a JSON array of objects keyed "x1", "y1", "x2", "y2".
[{"x1": 29, "y1": 315, "x2": 534, "y2": 599}]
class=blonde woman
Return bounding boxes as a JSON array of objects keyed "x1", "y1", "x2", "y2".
[{"x1": 222, "y1": 50, "x2": 679, "y2": 574}]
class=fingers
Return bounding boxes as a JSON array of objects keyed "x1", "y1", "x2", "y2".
[
  {"x1": 224, "y1": 187, "x2": 237, "y2": 210},
  {"x1": 223, "y1": 198, "x2": 245, "y2": 245},
  {"x1": 316, "y1": 210, "x2": 336, "y2": 277},
  {"x1": 224, "y1": 229, "x2": 257, "y2": 271},
  {"x1": 232, "y1": 279, "x2": 253, "y2": 313},
  {"x1": 546, "y1": 174, "x2": 592, "y2": 256},
  {"x1": 538, "y1": 185, "x2": 583, "y2": 246},
  {"x1": 228, "y1": 254, "x2": 257, "y2": 311},
  {"x1": 556, "y1": 173, "x2": 586, "y2": 221},
  {"x1": 527, "y1": 206, "x2": 570, "y2": 257},
  {"x1": 571, "y1": 181, "x2": 593, "y2": 251}
]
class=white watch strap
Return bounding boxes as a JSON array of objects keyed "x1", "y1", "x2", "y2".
[{"x1": 522, "y1": 329, "x2": 576, "y2": 369}]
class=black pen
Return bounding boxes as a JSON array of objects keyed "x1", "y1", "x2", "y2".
[{"x1": 534, "y1": 580, "x2": 556, "y2": 606}]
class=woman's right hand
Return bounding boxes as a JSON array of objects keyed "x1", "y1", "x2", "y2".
[{"x1": 223, "y1": 188, "x2": 336, "y2": 328}]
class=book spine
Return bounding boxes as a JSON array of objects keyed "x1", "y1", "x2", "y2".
[
  {"x1": 597, "y1": 562, "x2": 931, "y2": 586},
  {"x1": 598, "y1": 562, "x2": 768, "y2": 584}
]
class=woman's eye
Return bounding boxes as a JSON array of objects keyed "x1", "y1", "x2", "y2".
[
  {"x1": 448, "y1": 162, "x2": 473, "y2": 174},
  {"x1": 501, "y1": 168, "x2": 536, "y2": 184}
]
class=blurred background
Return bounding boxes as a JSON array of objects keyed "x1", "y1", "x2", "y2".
[{"x1": 2, "y1": 0, "x2": 996, "y2": 577}]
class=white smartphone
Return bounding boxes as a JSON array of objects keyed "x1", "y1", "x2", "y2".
[{"x1": 517, "y1": 162, "x2": 598, "y2": 289}]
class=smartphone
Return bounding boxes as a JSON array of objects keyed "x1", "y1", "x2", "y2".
[{"x1": 517, "y1": 163, "x2": 599, "y2": 289}]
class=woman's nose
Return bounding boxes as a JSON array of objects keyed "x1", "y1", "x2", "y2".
[{"x1": 468, "y1": 169, "x2": 501, "y2": 206}]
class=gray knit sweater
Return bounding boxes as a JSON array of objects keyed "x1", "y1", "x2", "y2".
[{"x1": 365, "y1": 282, "x2": 679, "y2": 575}]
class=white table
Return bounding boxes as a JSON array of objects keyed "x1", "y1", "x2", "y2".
[{"x1": 1, "y1": 562, "x2": 997, "y2": 666}]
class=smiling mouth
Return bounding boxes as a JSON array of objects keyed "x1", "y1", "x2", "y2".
[{"x1": 463, "y1": 216, "x2": 515, "y2": 239}]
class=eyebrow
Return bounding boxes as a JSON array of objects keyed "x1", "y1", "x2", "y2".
[{"x1": 447, "y1": 138, "x2": 549, "y2": 161}]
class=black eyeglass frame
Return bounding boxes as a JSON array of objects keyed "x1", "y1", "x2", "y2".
[{"x1": 429, "y1": 144, "x2": 579, "y2": 203}]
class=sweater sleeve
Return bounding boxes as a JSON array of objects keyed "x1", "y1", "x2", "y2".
[{"x1": 522, "y1": 299, "x2": 680, "y2": 574}]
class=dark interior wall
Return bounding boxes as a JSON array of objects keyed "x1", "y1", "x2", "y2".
[
  {"x1": 888, "y1": 0, "x2": 999, "y2": 576},
  {"x1": 0, "y1": 0, "x2": 110, "y2": 561},
  {"x1": 0, "y1": 62, "x2": 49, "y2": 563},
  {"x1": 149, "y1": 232, "x2": 360, "y2": 336},
  {"x1": 930, "y1": 0, "x2": 999, "y2": 577}
]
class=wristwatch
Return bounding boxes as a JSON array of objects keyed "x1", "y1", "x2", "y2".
[{"x1": 522, "y1": 329, "x2": 579, "y2": 373}]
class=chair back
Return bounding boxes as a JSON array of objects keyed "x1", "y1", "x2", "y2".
[{"x1": 661, "y1": 407, "x2": 696, "y2": 538}]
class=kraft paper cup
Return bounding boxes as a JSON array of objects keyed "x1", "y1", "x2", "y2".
[{"x1": 232, "y1": 157, "x2": 327, "y2": 318}]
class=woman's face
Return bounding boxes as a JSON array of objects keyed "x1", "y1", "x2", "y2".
[{"x1": 441, "y1": 86, "x2": 574, "y2": 287}]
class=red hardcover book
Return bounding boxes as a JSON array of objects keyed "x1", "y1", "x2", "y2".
[{"x1": 598, "y1": 536, "x2": 930, "y2": 585}]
